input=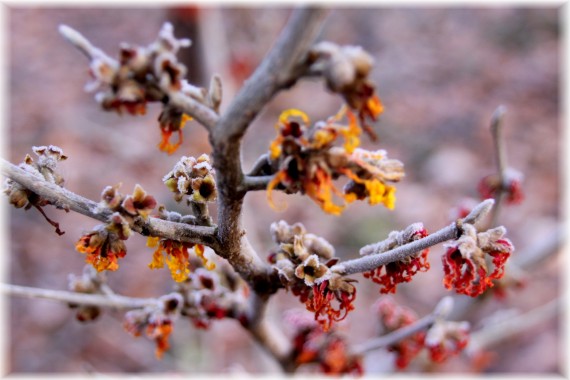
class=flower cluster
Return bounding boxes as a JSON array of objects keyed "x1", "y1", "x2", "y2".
[
  {"x1": 308, "y1": 41, "x2": 384, "y2": 136},
  {"x1": 376, "y1": 297, "x2": 471, "y2": 369},
  {"x1": 100, "y1": 183, "x2": 157, "y2": 219},
  {"x1": 425, "y1": 320, "x2": 470, "y2": 363},
  {"x1": 286, "y1": 312, "x2": 363, "y2": 375},
  {"x1": 75, "y1": 213, "x2": 131, "y2": 272},
  {"x1": 174, "y1": 266, "x2": 248, "y2": 329},
  {"x1": 75, "y1": 22, "x2": 190, "y2": 113},
  {"x1": 123, "y1": 293, "x2": 183, "y2": 359},
  {"x1": 74, "y1": 183, "x2": 156, "y2": 272},
  {"x1": 267, "y1": 108, "x2": 403, "y2": 215},
  {"x1": 478, "y1": 169, "x2": 524, "y2": 205},
  {"x1": 62, "y1": 23, "x2": 222, "y2": 154},
  {"x1": 376, "y1": 297, "x2": 426, "y2": 369},
  {"x1": 268, "y1": 221, "x2": 356, "y2": 331},
  {"x1": 442, "y1": 223, "x2": 513, "y2": 297},
  {"x1": 163, "y1": 154, "x2": 217, "y2": 204},
  {"x1": 360, "y1": 223, "x2": 430, "y2": 294},
  {"x1": 4, "y1": 145, "x2": 68, "y2": 235},
  {"x1": 147, "y1": 236, "x2": 210, "y2": 282}
]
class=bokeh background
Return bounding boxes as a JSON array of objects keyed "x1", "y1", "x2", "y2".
[{"x1": 2, "y1": 5, "x2": 563, "y2": 374}]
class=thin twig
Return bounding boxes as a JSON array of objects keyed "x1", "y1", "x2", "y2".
[
  {"x1": 213, "y1": 7, "x2": 329, "y2": 145},
  {"x1": 1, "y1": 158, "x2": 219, "y2": 249},
  {"x1": 59, "y1": 24, "x2": 110, "y2": 61},
  {"x1": 164, "y1": 90, "x2": 219, "y2": 132},
  {"x1": 0, "y1": 283, "x2": 158, "y2": 309},
  {"x1": 335, "y1": 199, "x2": 495, "y2": 276},
  {"x1": 466, "y1": 297, "x2": 561, "y2": 356},
  {"x1": 247, "y1": 153, "x2": 271, "y2": 176},
  {"x1": 241, "y1": 175, "x2": 275, "y2": 192},
  {"x1": 489, "y1": 105, "x2": 507, "y2": 227},
  {"x1": 353, "y1": 314, "x2": 436, "y2": 356},
  {"x1": 353, "y1": 297, "x2": 454, "y2": 356}
]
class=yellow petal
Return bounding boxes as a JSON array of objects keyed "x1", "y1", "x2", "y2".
[
  {"x1": 278, "y1": 109, "x2": 310, "y2": 126},
  {"x1": 146, "y1": 236, "x2": 160, "y2": 248},
  {"x1": 267, "y1": 171, "x2": 288, "y2": 211}
]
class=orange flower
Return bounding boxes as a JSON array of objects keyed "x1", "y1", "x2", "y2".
[
  {"x1": 147, "y1": 236, "x2": 208, "y2": 282},
  {"x1": 76, "y1": 216, "x2": 129, "y2": 272},
  {"x1": 195, "y1": 244, "x2": 216, "y2": 270},
  {"x1": 157, "y1": 110, "x2": 192, "y2": 154},
  {"x1": 146, "y1": 319, "x2": 173, "y2": 359}
]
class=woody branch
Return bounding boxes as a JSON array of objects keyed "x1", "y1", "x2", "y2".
[
  {"x1": 206, "y1": 7, "x2": 330, "y2": 294},
  {"x1": 0, "y1": 158, "x2": 219, "y2": 249},
  {"x1": 334, "y1": 199, "x2": 495, "y2": 276}
]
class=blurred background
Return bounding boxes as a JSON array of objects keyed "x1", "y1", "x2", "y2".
[{"x1": 2, "y1": 5, "x2": 562, "y2": 374}]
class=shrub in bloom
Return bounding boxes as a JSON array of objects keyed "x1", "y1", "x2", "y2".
[
  {"x1": 442, "y1": 224, "x2": 513, "y2": 297},
  {"x1": 361, "y1": 223, "x2": 430, "y2": 294}
]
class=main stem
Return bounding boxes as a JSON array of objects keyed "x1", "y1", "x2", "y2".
[{"x1": 209, "y1": 7, "x2": 329, "y2": 294}]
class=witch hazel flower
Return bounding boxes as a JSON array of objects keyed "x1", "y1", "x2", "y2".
[
  {"x1": 376, "y1": 297, "x2": 426, "y2": 369},
  {"x1": 123, "y1": 293, "x2": 183, "y2": 359},
  {"x1": 268, "y1": 221, "x2": 356, "y2": 331},
  {"x1": 266, "y1": 108, "x2": 403, "y2": 215},
  {"x1": 478, "y1": 168, "x2": 524, "y2": 205},
  {"x1": 425, "y1": 320, "x2": 470, "y2": 363},
  {"x1": 173, "y1": 267, "x2": 245, "y2": 329},
  {"x1": 286, "y1": 311, "x2": 363, "y2": 375},
  {"x1": 60, "y1": 23, "x2": 221, "y2": 154},
  {"x1": 99, "y1": 183, "x2": 157, "y2": 220},
  {"x1": 442, "y1": 223, "x2": 514, "y2": 297},
  {"x1": 75, "y1": 213, "x2": 131, "y2": 272},
  {"x1": 163, "y1": 154, "x2": 217, "y2": 204},
  {"x1": 307, "y1": 41, "x2": 384, "y2": 138},
  {"x1": 360, "y1": 223, "x2": 430, "y2": 294}
]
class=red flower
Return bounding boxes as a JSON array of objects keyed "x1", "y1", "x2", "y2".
[
  {"x1": 376, "y1": 297, "x2": 425, "y2": 369},
  {"x1": 425, "y1": 320, "x2": 470, "y2": 363},
  {"x1": 442, "y1": 225, "x2": 513, "y2": 297},
  {"x1": 362, "y1": 225, "x2": 430, "y2": 294},
  {"x1": 478, "y1": 170, "x2": 524, "y2": 205},
  {"x1": 288, "y1": 314, "x2": 363, "y2": 375}
]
